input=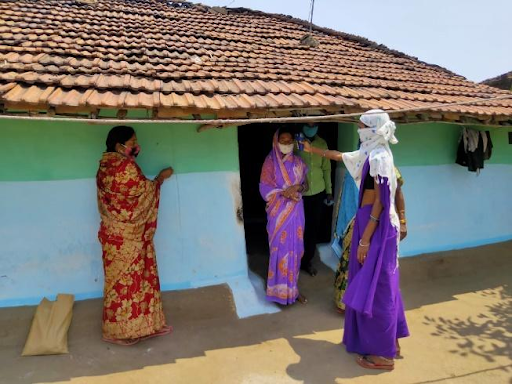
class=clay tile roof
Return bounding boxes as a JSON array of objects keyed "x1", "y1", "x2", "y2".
[{"x1": 0, "y1": 0, "x2": 511, "y2": 124}]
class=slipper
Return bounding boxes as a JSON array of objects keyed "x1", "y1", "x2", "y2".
[
  {"x1": 102, "y1": 337, "x2": 140, "y2": 346},
  {"x1": 297, "y1": 294, "x2": 308, "y2": 304},
  {"x1": 356, "y1": 355, "x2": 394, "y2": 371},
  {"x1": 140, "y1": 325, "x2": 173, "y2": 341},
  {"x1": 301, "y1": 265, "x2": 318, "y2": 277}
]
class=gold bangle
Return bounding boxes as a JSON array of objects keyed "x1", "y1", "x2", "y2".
[{"x1": 400, "y1": 219, "x2": 407, "y2": 224}]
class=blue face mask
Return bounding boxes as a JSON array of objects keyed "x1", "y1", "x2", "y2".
[{"x1": 303, "y1": 125, "x2": 318, "y2": 138}]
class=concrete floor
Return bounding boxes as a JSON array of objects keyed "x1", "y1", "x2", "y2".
[{"x1": 0, "y1": 241, "x2": 511, "y2": 384}]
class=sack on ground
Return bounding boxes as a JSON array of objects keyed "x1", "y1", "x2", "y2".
[{"x1": 21, "y1": 294, "x2": 74, "y2": 356}]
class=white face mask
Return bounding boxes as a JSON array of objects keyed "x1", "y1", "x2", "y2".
[
  {"x1": 278, "y1": 143, "x2": 294, "y2": 155},
  {"x1": 358, "y1": 128, "x2": 376, "y2": 143}
]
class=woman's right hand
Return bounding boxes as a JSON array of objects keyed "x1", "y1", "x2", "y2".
[
  {"x1": 357, "y1": 241, "x2": 370, "y2": 264},
  {"x1": 282, "y1": 185, "x2": 300, "y2": 199},
  {"x1": 303, "y1": 140, "x2": 312, "y2": 153},
  {"x1": 157, "y1": 167, "x2": 174, "y2": 181}
]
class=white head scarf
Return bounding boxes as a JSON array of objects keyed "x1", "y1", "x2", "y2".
[
  {"x1": 342, "y1": 109, "x2": 401, "y2": 252},
  {"x1": 342, "y1": 109, "x2": 398, "y2": 184}
]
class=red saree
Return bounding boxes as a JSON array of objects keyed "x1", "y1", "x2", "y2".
[{"x1": 97, "y1": 152, "x2": 167, "y2": 340}]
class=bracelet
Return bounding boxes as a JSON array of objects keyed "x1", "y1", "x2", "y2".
[
  {"x1": 370, "y1": 215, "x2": 380, "y2": 223},
  {"x1": 359, "y1": 239, "x2": 370, "y2": 247},
  {"x1": 322, "y1": 149, "x2": 327, "y2": 158},
  {"x1": 400, "y1": 219, "x2": 407, "y2": 224}
]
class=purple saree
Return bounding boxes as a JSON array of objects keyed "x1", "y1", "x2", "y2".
[
  {"x1": 343, "y1": 159, "x2": 409, "y2": 358},
  {"x1": 259, "y1": 132, "x2": 308, "y2": 305}
]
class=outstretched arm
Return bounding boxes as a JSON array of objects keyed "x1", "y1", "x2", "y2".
[{"x1": 303, "y1": 140, "x2": 344, "y2": 162}]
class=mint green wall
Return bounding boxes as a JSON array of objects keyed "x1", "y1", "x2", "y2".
[
  {"x1": 487, "y1": 128, "x2": 512, "y2": 165},
  {"x1": 338, "y1": 122, "x2": 512, "y2": 166},
  {"x1": 0, "y1": 120, "x2": 239, "y2": 181},
  {"x1": 337, "y1": 122, "x2": 358, "y2": 153}
]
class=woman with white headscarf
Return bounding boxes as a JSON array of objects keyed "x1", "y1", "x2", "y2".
[{"x1": 304, "y1": 110, "x2": 409, "y2": 370}]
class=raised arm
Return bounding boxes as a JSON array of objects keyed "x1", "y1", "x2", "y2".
[{"x1": 303, "y1": 140, "x2": 344, "y2": 162}]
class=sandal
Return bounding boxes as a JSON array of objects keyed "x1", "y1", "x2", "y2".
[
  {"x1": 301, "y1": 264, "x2": 318, "y2": 277},
  {"x1": 140, "y1": 325, "x2": 173, "y2": 341},
  {"x1": 102, "y1": 337, "x2": 140, "y2": 346},
  {"x1": 356, "y1": 355, "x2": 394, "y2": 371},
  {"x1": 297, "y1": 293, "x2": 308, "y2": 304}
]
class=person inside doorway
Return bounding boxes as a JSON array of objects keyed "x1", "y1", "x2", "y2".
[
  {"x1": 259, "y1": 128, "x2": 309, "y2": 305},
  {"x1": 297, "y1": 123, "x2": 333, "y2": 277}
]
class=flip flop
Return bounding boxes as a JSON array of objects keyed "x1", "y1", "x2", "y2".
[
  {"x1": 102, "y1": 337, "x2": 140, "y2": 346},
  {"x1": 356, "y1": 355, "x2": 394, "y2": 371},
  {"x1": 297, "y1": 294, "x2": 308, "y2": 304},
  {"x1": 140, "y1": 325, "x2": 173, "y2": 341}
]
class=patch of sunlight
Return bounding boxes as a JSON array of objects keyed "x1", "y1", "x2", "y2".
[
  {"x1": 294, "y1": 329, "x2": 343, "y2": 343},
  {"x1": 38, "y1": 338, "x2": 301, "y2": 384}
]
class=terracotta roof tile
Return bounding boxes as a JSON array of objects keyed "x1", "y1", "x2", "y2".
[{"x1": 0, "y1": 0, "x2": 510, "y2": 120}]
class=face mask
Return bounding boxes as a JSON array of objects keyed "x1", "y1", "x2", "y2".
[
  {"x1": 121, "y1": 144, "x2": 141, "y2": 158},
  {"x1": 357, "y1": 128, "x2": 376, "y2": 143},
  {"x1": 278, "y1": 143, "x2": 294, "y2": 155},
  {"x1": 303, "y1": 125, "x2": 318, "y2": 138}
]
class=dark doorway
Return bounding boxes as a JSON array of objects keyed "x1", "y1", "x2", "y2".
[{"x1": 237, "y1": 123, "x2": 338, "y2": 278}]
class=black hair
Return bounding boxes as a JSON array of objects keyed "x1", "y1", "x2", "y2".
[
  {"x1": 106, "y1": 126, "x2": 135, "y2": 152},
  {"x1": 277, "y1": 126, "x2": 295, "y2": 138}
]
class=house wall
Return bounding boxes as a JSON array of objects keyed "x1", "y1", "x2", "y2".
[
  {"x1": 0, "y1": 119, "x2": 248, "y2": 307},
  {"x1": 337, "y1": 122, "x2": 512, "y2": 256}
]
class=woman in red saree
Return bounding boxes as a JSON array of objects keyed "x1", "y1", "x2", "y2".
[{"x1": 97, "y1": 126, "x2": 174, "y2": 346}]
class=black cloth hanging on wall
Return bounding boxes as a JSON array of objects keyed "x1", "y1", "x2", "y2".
[{"x1": 456, "y1": 129, "x2": 493, "y2": 173}]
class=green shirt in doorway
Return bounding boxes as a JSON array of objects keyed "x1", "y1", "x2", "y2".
[{"x1": 297, "y1": 135, "x2": 332, "y2": 197}]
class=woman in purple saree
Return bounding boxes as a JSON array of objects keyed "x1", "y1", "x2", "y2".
[
  {"x1": 305, "y1": 110, "x2": 409, "y2": 370},
  {"x1": 260, "y1": 129, "x2": 308, "y2": 305}
]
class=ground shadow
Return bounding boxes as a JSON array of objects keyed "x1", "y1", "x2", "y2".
[
  {"x1": 1, "y1": 241, "x2": 511, "y2": 383},
  {"x1": 422, "y1": 285, "x2": 511, "y2": 363},
  {"x1": 286, "y1": 337, "x2": 391, "y2": 383}
]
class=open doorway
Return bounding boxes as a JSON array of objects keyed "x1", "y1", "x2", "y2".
[{"x1": 237, "y1": 123, "x2": 338, "y2": 279}]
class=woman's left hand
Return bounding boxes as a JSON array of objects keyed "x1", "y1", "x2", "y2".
[
  {"x1": 357, "y1": 243, "x2": 369, "y2": 264},
  {"x1": 303, "y1": 140, "x2": 312, "y2": 153},
  {"x1": 400, "y1": 223, "x2": 408, "y2": 241}
]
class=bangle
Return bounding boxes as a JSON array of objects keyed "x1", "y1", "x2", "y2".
[
  {"x1": 322, "y1": 149, "x2": 328, "y2": 158},
  {"x1": 370, "y1": 215, "x2": 379, "y2": 222},
  {"x1": 359, "y1": 239, "x2": 370, "y2": 247},
  {"x1": 400, "y1": 219, "x2": 407, "y2": 224}
]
